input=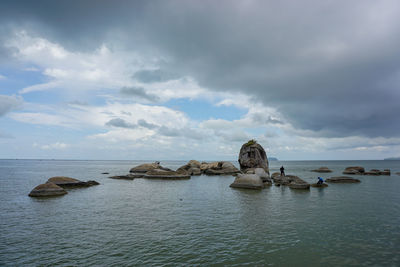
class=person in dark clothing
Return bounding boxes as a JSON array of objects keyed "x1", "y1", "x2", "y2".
[
  {"x1": 280, "y1": 166, "x2": 285, "y2": 176},
  {"x1": 317, "y1": 177, "x2": 324, "y2": 184}
]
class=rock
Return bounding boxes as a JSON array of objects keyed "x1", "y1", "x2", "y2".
[
  {"x1": 255, "y1": 168, "x2": 271, "y2": 183},
  {"x1": 176, "y1": 160, "x2": 202, "y2": 175},
  {"x1": 364, "y1": 169, "x2": 380, "y2": 176},
  {"x1": 86, "y1": 180, "x2": 100, "y2": 186},
  {"x1": 109, "y1": 174, "x2": 143, "y2": 180},
  {"x1": 380, "y1": 169, "x2": 391, "y2": 175},
  {"x1": 311, "y1": 183, "x2": 328, "y2": 188},
  {"x1": 238, "y1": 140, "x2": 269, "y2": 174},
  {"x1": 311, "y1": 167, "x2": 332, "y2": 173},
  {"x1": 29, "y1": 182, "x2": 67, "y2": 197},
  {"x1": 230, "y1": 174, "x2": 264, "y2": 190},
  {"x1": 47, "y1": 176, "x2": 98, "y2": 188},
  {"x1": 395, "y1": 172, "x2": 400, "y2": 176},
  {"x1": 326, "y1": 176, "x2": 361, "y2": 183},
  {"x1": 287, "y1": 175, "x2": 310, "y2": 190},
  {"x1": 343, "y1": 166, "x2": 365, "y2": 175},
  {"x1": 143, "y1": 169, "x2": 190, "y2": 180},
  {"x1": 200, "y1": 161, "x2": 241, "y2": 175},
  {"x1": 101, "y1": 172, "x2": 109, "y2": 174},
  {"x1": 129, "y1": 162, "x2": 172, "y2": 173}
]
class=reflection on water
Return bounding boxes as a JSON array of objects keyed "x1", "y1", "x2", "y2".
[{"x1": 0, "y1": 159, "x2": 399, "y2": 266}]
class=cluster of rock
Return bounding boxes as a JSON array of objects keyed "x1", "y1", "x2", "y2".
[
  {"x1": 311, "y1": 167, "x2": 332, "y2": 173},
  {"x1": 230, "y1": 168, "x2": 272, "y2": 190},
  {"x1": 177, "y1": 160, "x2": 241, "y2": 176},
  {"x1": 29, "y1": 176, "x2": 99, "y2": 197},
  {"x1": 343, "y1": 166, "x2": 390, "y2": 176}
]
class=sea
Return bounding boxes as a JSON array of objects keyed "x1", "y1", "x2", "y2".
[{"x1": 0, "y1": 159, "x2": 399, "y2": 266}]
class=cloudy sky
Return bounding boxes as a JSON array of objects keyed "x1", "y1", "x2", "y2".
[{"x1": 1, "y1": 0, "x2": 399, "y2": 160}]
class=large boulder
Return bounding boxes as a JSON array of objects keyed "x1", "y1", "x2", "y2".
[
  {"x1": 129, "y1": 162, "x2": 172, "y2": 173},
  {"x1": 230, "y1": 174, "x2": 264, "y2": 190},
  {"x1": 238, "y1": 140, "x2": 269, "y2": 174},
  {"x1": 143, "y1": 169, "x2": 190, "y2": 180},
  {"x1": 29, "y1": 182, "x2": 67, "y2": 197},
  {"x1": 326, "y1": 176, "x2": 361, "y2": 183},
  {"x1": 343, "y1": 166, "x2": 365, "y2": 175},
  {"x1": 311, "y1": 167, "x2": 332, "y2": 173},
  {"x1": 47, "y1": 176, "x2": 99, "y2": 188}
]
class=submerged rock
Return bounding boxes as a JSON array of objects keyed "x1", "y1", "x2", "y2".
[
  {"x1": 29, "y1": 182, "x2": 67, "y2": 197},
  {"x1": 109, "y1": 174, "x2": 143, "y2": 180},
  {"x1": 311, "y1": 183, "x2": 328, "y2": 188},
  {"x1": 395, "y1": 172, "x2": 400, "y2": 176},
  {"x1": 230, "y1": 174, "x2": 264, "y2": 190},
  {"x1": 47, "y1": 176, "x2": 99, "y2": 188},
  {"x1": 364, "y1": 169, "x2": 391, "y2": 176},
  {"x1": 311, "y1": 167, "x2": 332, "y2": 173},
  {"x1": 238, "y1": 140, "x2": 269, "y2": 174},
  {"x1": 343, "y1": 166, "x2": 365, "y2": 175},
  {"x1": 326, "y1": 176, "x2": 361, "y2": 183}
]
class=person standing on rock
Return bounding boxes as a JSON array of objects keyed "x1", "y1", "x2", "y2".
[
  {"x1": 317, "y1": 177, "x2": 324, "y2": 185},
  {"x1": 280, "y1": 166, "x2": 285, "y2": 176}
]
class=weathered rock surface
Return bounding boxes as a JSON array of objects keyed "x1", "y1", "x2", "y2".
[
  {"x1": 287, "y1": 175, "x2": 310, "y2": 190},
  {"x1": 176, "y1": 160, "x2": 202, "y2": 175},
  {"x1": 29, "y1": 182, "x2": 67, "y2": 197},
  {"x1": 203, "y1": 161, "x2": 241, "y2": 175},
  {"x1": 238, "y1": 140, "x2": 269, "y2": 174},
  {"x1": 343, "y1": 166, "x2": 365, "y2": 175},
  {"x1": 47, "y1": 176, "x2": 99, "y2": 188},
  {"x1": 254, "y1": 168, "x2": 272, "y2": 184},
  {"x1": 311, "y1": 167, "x2": 332, "y2": 173},
  {"x1": 129, "y1": 162, "x2": 172, "y2": 173},
  {"x1": 144, "y1": 169, "x2": 190, "y2": 179},
  {"x1": 230, "y1": 174, "x2": 264, "y2": 190},
  {"x1": 326, "y1": 176, "x2": 361, "y2": 183},
  {"x1": 311, "y1": 183, "x2": 328, "y2": 188}
]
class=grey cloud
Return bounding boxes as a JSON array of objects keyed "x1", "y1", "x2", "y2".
[
  {"x1": 137, "y1": 119, "x2": 158, "y2": 130},
  {"x1": 2, "y1": 0, "x2": 400, "y2": 137},
  {"x1": 0, "y1": 95, "x2": 22, "y2": 116},
  {"x1": 105, "y1": 118, "x2": 136, "y2": 129},
  {"x1": 120, "y1": 87, "x2": 160, "y2": 102},
  {"x1": 132, "y1": 69, "x2": 180, "y2": 83},
  {"x1": 252, "y1": 113, "x2": 284, "y2": 125}
]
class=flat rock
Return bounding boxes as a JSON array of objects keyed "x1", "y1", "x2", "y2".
[
  {"x1": 109, "y1": 174, "x2": 142, "y2": 180},
  {"x1": 311, "y1": 167, "x2": 332, "y2": 173},
  {"x1": 230, "y1": 174, "x2": 264, "y2": 190},
  {"x1": 143, "y1": 169, "x2": 190, "y2": 179},
  {"x1": 101, "y1": 172, "x2": 109, "y2": 174},
  {"x1": 343, "y1": 166, "x2": 365, "y2": 175},
  {"x1": 176, "y1": 160, "x2": 202, "y2": 175},
  {"x1": 47, "y1": 176, "x2": 98, "y2": 188},
  {"x1": 364, "y1": 169, "x2": 391, "y2": 176},
  {"x1": 29, "y1": 182, "x2": 67, "y2": 197},
  {"x1": 326, "y1": 176, "x2": 361, "y2": 183},
  {"x1": 311, "y1": 183, "x2": 328, "y2": 188}
]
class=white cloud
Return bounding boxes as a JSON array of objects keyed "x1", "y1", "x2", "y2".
[
  {"x1": 0, "y1": 95, "x2": 23, "y2": 116},
  {"x1": 0, "y1": 74, "x2": 6, "y2": 80},
  {"x1": 33, "y1": 142, "x2": 70, "y2": 150}
]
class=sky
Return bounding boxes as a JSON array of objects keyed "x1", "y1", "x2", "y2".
[{"x1": 0, "y1": 0, "x2": 400, "y2": 160}]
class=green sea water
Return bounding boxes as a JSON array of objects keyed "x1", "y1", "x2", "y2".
[{"x1": 0, "y1": 159, "x2": 399, "y2": 266}]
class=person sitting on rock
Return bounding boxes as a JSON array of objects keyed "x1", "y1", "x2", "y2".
[
  {"x1": 280, "y1": 166, "x2": 285, "y2": 176},
  {"x1": 317, "y1": 177, "x2": 324, "y2": 185}
]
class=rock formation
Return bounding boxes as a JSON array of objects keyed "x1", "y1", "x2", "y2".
[
  {"x1": 29, "y1": 182, "x2": 68, "y2": 197},
  {"x1": 270, "y1": 172, "x2": 310, "y2": 189},
  {"x1": 129, "y1": 162, "x2": 172, "y2": 173},
  {"x1": 109, "y1": 174, "x2": 143, "y2": 180},
  {"x1": 343, "y1": 166, "x2": 365, "y2": 175},
  {"x1": 326, "y1": 176, "x2": 361, "y2": 183},
  {"x1": 176, "y1": 160, "x2": 240, "y2": 176},
  {"x1": 47, "y1": 176, "x2": 99, "y2": 188},
  {"x1": 230, "y1": 174, "x2": 264, "y2": 189},
  {"x1": 238, "y1": 140, "x2": 269, "y2": 174},
  {"x1": 311, "y1": 167, "x2": 332, "y2": 173}
]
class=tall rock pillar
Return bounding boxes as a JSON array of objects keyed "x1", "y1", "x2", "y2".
[{"x1": 238, "y1": 140, "x2": 269, "y2": 175}]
